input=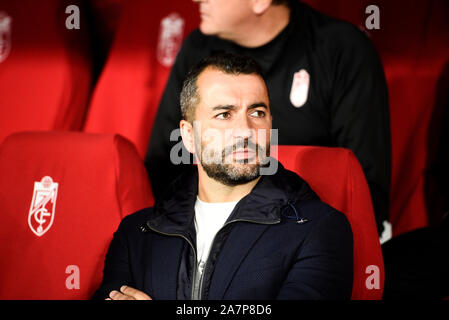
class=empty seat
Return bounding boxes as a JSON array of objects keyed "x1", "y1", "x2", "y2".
[
  {"x1": 369, "y1": 0, "x2": 449, "y2": 235},
  {"x1": 0, "y1": 132, "x2": 154, "y2": 299},
  {"x1": 275, "y1": 145, "x2": 384, "y2": 299},
  {"x1": 0, "y1": 0, "x2": 93, "y2": 144},
  {"x1": 83, "y1": 0, "x2": 200, "y2": 158}
]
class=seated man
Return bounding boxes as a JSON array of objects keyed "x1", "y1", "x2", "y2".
[
  {"x1": 94, "y1": 53, "x2": 353, "y2": 300},
  {"x1": 146, "y1": 0, "x2": 391, "y2": 236}
]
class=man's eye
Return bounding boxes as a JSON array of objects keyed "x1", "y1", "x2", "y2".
[
  {"x1": 216, "y1": 112, "x2": 231, "y2": 120},
  {"x1": 250, "y1": 110, "x2": 265, "y2": 118}
]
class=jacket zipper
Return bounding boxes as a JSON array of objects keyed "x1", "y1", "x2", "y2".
[
  {"x1": 197, "y1": 217, "x2": 281, "y2": 300},
  {"x1": 146, "y1": 217, "x2": 281, "y2": 300},
  {"x1": 145, "y1": 222, "x2": 198, "y2": 300}
]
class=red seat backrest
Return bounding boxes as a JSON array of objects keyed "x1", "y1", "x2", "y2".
[
  {"x1": 83, "y1": 0, "x2": 200, "y2": 158},
  {"x1": 274, "y1": 145, "x2": 384, "y2": 299},
  {"x1": 0, "y1": 132, "x2": 154, "y2": 299},
  {"x1": 0, "y1": 0, "x2": 92, "y2": 144},
  {"x1": 305, "y1": 0, "x2": 449, "y2": 236},
  {"x1": 369, "y1": 0, "x2": 449, "y2": 236}
]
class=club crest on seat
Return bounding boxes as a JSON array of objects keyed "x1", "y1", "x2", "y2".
[
  {"x1": 157, "y1": 13, "x2": 185, "y2": 67},
  {"x1": 28, "y1": 176, "x2": 58, "y2": 237}
]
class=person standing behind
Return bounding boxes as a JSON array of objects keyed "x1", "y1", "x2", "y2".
[{"x1": 146, "y1": 0, "x2": 391, "y2": 235}]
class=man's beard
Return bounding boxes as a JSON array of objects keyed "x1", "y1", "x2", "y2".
[{"x1": 197, "y1": 137, "x2": 270, "y2": 186}]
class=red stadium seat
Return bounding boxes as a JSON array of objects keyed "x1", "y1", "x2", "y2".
[
  {"x1": 370, "y1": 0, "x2": 449, "y2": 236},
  {"x1": 0, "y1": 0, "x2": 92, "y2": 144},
  {"x1": 274, "y1": 145, "x2": 384, "y2": 300},
  {"x1": 305, "y1": 0, "x2": 449, "y2": 237},
  {"x1": 83, "y1": 0, "x2": 200, "y2": 158},
  {"x1": 383, "y1": 54, "x2": 448, "y2": 236},
  {"x1": 0, "y1": 132, "x2": 154, "y2": 299}
]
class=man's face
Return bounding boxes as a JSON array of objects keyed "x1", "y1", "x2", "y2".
[
  {"x1": 194, "y1": 0, "x2": 253, "y2": 37},
  {"x1": 191, "y1": 67, "x2": 272, "y2": 186}
]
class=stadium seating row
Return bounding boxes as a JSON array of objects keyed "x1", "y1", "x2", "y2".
[{"x1": 0, "y1": 132, "x2": 383, "y2": 299}]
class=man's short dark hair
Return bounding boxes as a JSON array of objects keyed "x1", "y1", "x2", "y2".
[{"x1": 180, "y1": 52, "x2": 264, "y2": 123}]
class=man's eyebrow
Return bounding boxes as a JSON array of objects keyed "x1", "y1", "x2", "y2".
[
  {"x1": 248, "y1": 102, "x2": 268, "y2": 110},
  {"x1": 211, "y1": 105, "x2": 236, "y2": 111},
  {"x1": 211, "y1": 103, "x2": 268, "y2": 112}
]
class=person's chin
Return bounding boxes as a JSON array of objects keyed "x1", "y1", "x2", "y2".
[
  {"x1": 199, "y1": 22, "x2": 217, "y2": 36},
  {"x1": 228, "y1": 162, "x2": 260, "y2": 175}
]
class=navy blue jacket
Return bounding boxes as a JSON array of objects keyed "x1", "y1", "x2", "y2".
[{"x1": 93, "y1": 163, "x2": 353, "y2": 300}]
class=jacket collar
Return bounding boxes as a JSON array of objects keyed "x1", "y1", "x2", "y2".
[{"x1": 146, "y1": 159, "x2": 318, "y2": 240}]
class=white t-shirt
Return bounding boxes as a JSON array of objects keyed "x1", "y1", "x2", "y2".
[{"x1": 192, "y1": 196, "x2": 238, "y2": 299}]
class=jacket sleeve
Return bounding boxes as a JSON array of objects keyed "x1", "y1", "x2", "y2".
[
  {"x1": 91, "y1": 218, "x2": 135, "y2": 300},
  {"x1": 328, "y1": 25, "x2": 391, "y2": 235},
  {"x1": 276, "y1": 209, "x2": 354, "y2": 299}
]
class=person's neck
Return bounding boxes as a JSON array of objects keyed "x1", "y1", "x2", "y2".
[
  {"x1": 197, "y1": 165, "x2": 261, "y2": 203},
  {"x1": 220, "y1": 5, "x2": 290, "y2": 48}
]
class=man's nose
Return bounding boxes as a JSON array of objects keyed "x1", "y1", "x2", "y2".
[{"x1": 232, "y1": 116, "x2": 254, "y2": 139}]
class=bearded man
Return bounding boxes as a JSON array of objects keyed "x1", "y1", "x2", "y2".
[
  {"x1": 146, "y1": 0, "x2": 391, "y2": 236},
  {"x1": 94, "y1": 53, "x2": 353, "y2": 300}
]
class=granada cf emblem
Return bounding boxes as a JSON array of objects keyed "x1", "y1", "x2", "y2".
[
  {"x1": 289, "y1": 69, "x2": 310, "y2": 108},
  {"x1": 28, "y1": 176, "x2": 59, "y2": 237},
  {"x1": 156, "y1": 13, "x2": 185, "y2": 67}
]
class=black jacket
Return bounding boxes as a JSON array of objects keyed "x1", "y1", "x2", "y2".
[
  {"x1": 93, "y1": 163, "x2": 353, "y2": 300},
  {"x1": 145, "y1": 1, "x2": 391, "y2": 235}
]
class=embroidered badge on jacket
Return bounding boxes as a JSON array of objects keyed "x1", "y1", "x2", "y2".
[{"x1": 289, "y1": 69, "x2": 310, "y2": 108}]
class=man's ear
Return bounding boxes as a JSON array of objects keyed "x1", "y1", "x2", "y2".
[
  {"x1": 180, "y1": 119, "x2": 195, "y2": 154},
  {"x1": 251, "y1": 0, "x2": 272, "y2": 15}
]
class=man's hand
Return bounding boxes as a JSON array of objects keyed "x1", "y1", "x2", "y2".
[{"x1": 106, "y1": 285, "x2": 152, "y2": 300}]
